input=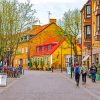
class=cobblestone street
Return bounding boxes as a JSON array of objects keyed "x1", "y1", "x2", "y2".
[{"x1": 0, "y1": 70, "x2": 99, "y2": 100}]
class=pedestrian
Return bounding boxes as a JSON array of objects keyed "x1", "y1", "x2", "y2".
[
  {"x1": 71, "y1": 65, "x2": 74, "y2": 78},
  {"x1": 51, "y1": 65, "x2": 54, "y2": 72},
  {"x1": 90, "y1": 63, "x2": 97, "y2": 83},
  {"x1": 74, "y1": 62, "x2": 81, "y2": 86},
  {"x1": 81, "y1": 63, "x2": 88, "y2": 85}
]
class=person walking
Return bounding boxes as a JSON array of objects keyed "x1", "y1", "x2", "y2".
[
  {"x1": 90, "y1": 63, "x2": 97, "y2": 83},
  {"x1": 81, "y1": 63, "x2": 88, "y2": 85},
  {"x1": 51, "y1": 65, "x2": 54, "y2": 72},
  {"x1": 74, "y1": 62, "x2": 81, "y2": 86}
]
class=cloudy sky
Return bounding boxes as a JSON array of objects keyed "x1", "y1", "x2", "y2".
[{"x1": 20, "y1": 0, "x2": 87, "y2": 25}]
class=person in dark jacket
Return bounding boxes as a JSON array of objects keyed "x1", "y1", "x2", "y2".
[
  {"x1": 74, "y1": 62, "x2": 81, "y2": 86},
  {"x1": 90, "y1": 63, "x2": 97, "y2": 82},
  {"x1": 51, "y1": 65, "x2": 54, "y2": 72}
]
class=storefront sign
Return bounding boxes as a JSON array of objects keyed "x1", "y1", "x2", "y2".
[{"x1": 0, "y1": 74, "x2": 7, "y2": 86}]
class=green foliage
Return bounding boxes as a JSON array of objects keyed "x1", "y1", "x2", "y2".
[
  {"x1": 34, "y1": 60, "x2": 38, "y2": 69},
  {"x1": 57, "y1": 9, "x2": 81, "y2": 62},
  {"x1": 0, "y1": 0, "x2": 37, "y2": 64},
  {"x1": 28, "y1": 58, "x2": 33, "y2": 69}
]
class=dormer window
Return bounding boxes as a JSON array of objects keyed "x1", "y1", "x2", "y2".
[
  {"x1": 42, "y1": 46, "x2": 44, "y2": 52},
  {"x1": 47, "y1": 45, "x2": 51, "y2": 51},
  {"x1": 86, "y1": 5, "x2": 91, "y2": 18}
]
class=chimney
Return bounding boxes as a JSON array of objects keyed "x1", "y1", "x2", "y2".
[
  {"x1": 49, "y1": 19, "x2": 56, "y2": 24},
  {"x1": 32, "y1": 25, "x2": 41, "y2": 30}
]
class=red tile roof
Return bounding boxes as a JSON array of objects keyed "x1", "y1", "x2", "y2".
[
  {"x1": 33, "y1": 37, "x2": 64, "y2": 56},
  {"x1": 30, "y1": 24, "x2": 49, "y2": 35}
]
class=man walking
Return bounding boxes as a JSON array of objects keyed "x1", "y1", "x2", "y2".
[
  {"x1": 90, "y1": 63, "x2": 97, "y2": 82},
  {"x1": 74, "y1": 62, "x2": 81, "y2": 86}
]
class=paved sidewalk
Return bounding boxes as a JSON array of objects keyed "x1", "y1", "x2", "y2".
[
  {"x1": 0, "y1": 76, "x2": 23, "y2": 93},
  {"x1": 63, "y1": 72, "x2": 100, "y2": 98},
  {"x1": 0, "y1": 70, "x2": 99, "y2": 100}
]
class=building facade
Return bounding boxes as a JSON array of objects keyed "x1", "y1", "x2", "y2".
[
  {"x1": 81, "y1": 0, "x2": 100, "y2": 67},
  {"x1": 14, "y1": 19, "x2": 81, "y2": 69}
]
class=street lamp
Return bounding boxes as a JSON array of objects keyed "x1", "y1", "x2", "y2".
[
  {"x1": 70, "y1": 34, "x2": 73, "y2": 78},
  {"x1": 64, "y1": 32, "x2": 72, "y2": 78},
  {"x1": 61, "y1": 46, "x2": 62, "y2": 72}
]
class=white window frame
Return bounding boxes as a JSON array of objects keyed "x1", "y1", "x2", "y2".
[
  {"x1": 42, "y1": 46, "x2": 44, "y2": 52},
  {"x1": 26, "y1": 47, "x2": 28, "y2": 53},
  {"x1": 22, "y1": 48, "x2": 24, "y2": 53},
  {"x1": 48, "y1": 45, "x2": 51, "y2": 51}
]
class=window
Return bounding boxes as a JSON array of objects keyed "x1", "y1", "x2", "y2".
[
  {"x1": 85, "y1": 25, "x2": 91, "y2": 37},
  {"x1": 22, "y1": 48, "x2": 24, "y2": 53},
  {"x1": 96, "y1": 1, "x2": 100, "y2": 6},
  {"x1": 86, "y1": 5, "x2": 91, "y2": 18},
  {"x1": 96, "y1": 15, "x2": 100, "y2": 31},
  {"x1": 15, "y1": 60, "x2": 17, "y2": 64},
  {"x1": 26, "y1": 59, "x2": 28, "y2": 64},
  {"x1": 26, "y1": 47, "x2": 28, "y2": 52},
  {"x1": 47, "y1": 45, "x2": 51, "y2": 51},
  {"x1": 36, "y1": 47, "x2": 39, "y2": 52},
  {"x1": 42, "y1": 46, "x2": 44, "y2": 52}
]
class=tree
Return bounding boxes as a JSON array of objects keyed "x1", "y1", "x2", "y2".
[
  {"x1": 0, "y1": 0, "x2": 37, "y2": 66},
  {"x1": 40, "y1": 58, "x2": 44, "y2": 70},
  {"x1": 58, "y1": 9, "x2": 81, "y2": 62}
]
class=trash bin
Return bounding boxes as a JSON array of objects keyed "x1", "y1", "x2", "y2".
[
  {"x1": 96, "y1": 74, "x2": 100, "y2": 81},
  {"x1": 0, "y1": 73, "x2": 7, "y2": 86}
]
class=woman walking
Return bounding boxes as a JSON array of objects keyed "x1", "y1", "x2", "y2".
[{"x1": 81, "y1": 63, "x2": 88, "y2": 85}]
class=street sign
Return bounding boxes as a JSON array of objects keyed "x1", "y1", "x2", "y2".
[{"x1": 0, "y1": 73, "x2": 7, "y2": 86}]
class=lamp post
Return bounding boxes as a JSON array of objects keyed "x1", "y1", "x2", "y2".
[
  {"x1": 61, "y1": 46, "x2": 62, "y2": 72},
  {"x1": 64, "y1": 32, "x2": 72, "y2": 77},
  {"x1": 70, "y1": 34, "x2": 73, "y2": 78}
]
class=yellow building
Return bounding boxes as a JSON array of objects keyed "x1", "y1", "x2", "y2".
[
  {"x1": 14, "y1": 19, "x2": 81, "y2": 70},
  {"x1": 33, "y1": 38, "x2": 81, "y2": 70},
  {"x1": 81, "y1": 0, "x2": 100, "y2": 67}
]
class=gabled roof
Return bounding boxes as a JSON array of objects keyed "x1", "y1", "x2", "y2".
[
  {"x1": 33, "y1": 37, "x2": 64, "y2": 56},
  {"x1": 30, "y1": 24, "x2": 49, "y2": 35}
]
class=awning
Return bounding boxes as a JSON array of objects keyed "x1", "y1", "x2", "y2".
[{"x1": 82, "y1": 55, "x2": 89, "y2": 62}]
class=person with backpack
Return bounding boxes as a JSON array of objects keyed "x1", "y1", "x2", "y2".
[
  {"x1": 74, "y1": 62, "x2": 81, "y2": 86},
  {"x1": 90, "y1": 63, "x2": 97, "y2": 82},
  {"x1": 81, "y1": 63, "x2": 88, "y2": 85}
]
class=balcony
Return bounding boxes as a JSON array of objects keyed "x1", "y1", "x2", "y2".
[
  {"x1": 95, "y1": 31, "x2": 100, "y2": 41},
  {"x1": 84, "y1": 18, "x2": 91, "y2": 26},
  {"x1": 95, "y1": 6, "x2": 100, "y2": 15},
  {"x1": 83, "y1": 36, "x2": 91, "y2": 47}
]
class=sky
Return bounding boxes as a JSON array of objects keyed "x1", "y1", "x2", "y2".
[{"x1": 19, "y1": 0, "x2": 87, "y2": 25}]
